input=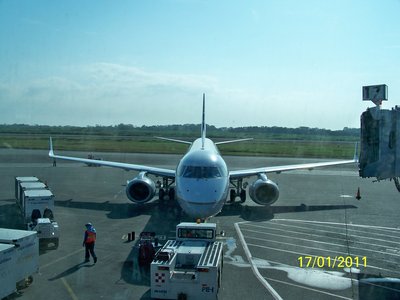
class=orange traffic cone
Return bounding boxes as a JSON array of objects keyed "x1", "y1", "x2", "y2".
[{"x1": 356, "y1": 187, "x2": 361, "y2": 200}]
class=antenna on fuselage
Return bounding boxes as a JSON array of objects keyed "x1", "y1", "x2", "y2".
[{"x1": 201, "y1": 93, "x2": 206, "y2": 149}]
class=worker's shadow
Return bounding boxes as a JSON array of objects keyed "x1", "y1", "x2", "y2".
[{"x1": 48, "y1": 262, "x2": 95, "y2": 281}]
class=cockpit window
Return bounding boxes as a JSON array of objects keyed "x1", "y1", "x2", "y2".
[{"x1": 179, "y1": 166, "x2": 224, "y2": 178}]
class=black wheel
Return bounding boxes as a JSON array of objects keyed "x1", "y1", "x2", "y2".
[
  {"x1": 168, "y1": 187, "x2": 175, "y2": 200},
  {"x1": 31, "y1": 209, "x2": 41, "y2": 222},
  {"x1": 229, "y1": 189, "x2": 236, "y2": 202},
  {"x1": 240, "y1": 189, "x2": 246, "y2": 203},
  {"x1": 158, "y1": 189, "x2": 165, "y2": 200}
]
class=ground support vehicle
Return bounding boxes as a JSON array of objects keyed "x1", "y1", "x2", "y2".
[
  {"x1": 150, "y1": 222, "x2": 223, "y2": 300},
  {"x1": 0, "y1": 229, "x2": 39, "y2": 298},
  {"x1": 28, "y1": 217, "x2": 59, "y2": 249},
  {"x1": 22, "y1": 189, "x2": 59, "y2": 249},
  {"x1": 17, "y1": 181, "x2": 48, "y2": 209},
  {"x1": 15, "y1": 178, "x2": 60, "y2": 249},
  {"x1": 14, "y1": 177, "x2": 39, "y2": 205}
]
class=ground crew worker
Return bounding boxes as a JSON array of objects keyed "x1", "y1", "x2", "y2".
[{"x1": 83, "y1": 223, "x2": 97, "y2": 263}]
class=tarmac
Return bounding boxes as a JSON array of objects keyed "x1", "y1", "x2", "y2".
[{"x1": 1, "y1": 148, "x2": 400, "y2": 300}]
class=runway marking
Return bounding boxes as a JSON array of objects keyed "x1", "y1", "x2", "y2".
[
  {"x1": 243, "y1": 221, "x2": 400, "y2": 245},
  {"x1": 61, "y1": 277, "x2": 78, "y2": 300},
  {"x1": 246, "y1": 220, "x2": 400, "y2": 241},
  {"x1": 235, "y1": 219, "x2": 400, "y2": 298},
  {"x1": 264, "y1": 276, "x2": 353, "y2": 300},
  {"x1": 234, "y1": 222, "x2": 283, "y2": 300},
  {"x1": 41, "y1": 248, "x2": 84, "y2": 270},
  {"x1": 340, "y1": 194, "x2": 353, "y2": 198},
  {"x1": 241, "y1": 228, "x2": 400, "y2": 259},
  {"x1": 241, "y1": 224, "x2": 400, "y2": 253},
  {"x1": 268, "y1": 219, "x2": 400, "y2": 240},
  {"x1": 244, "y1": 233, "x2": 400, "y2": 265},
  {"x1": 246, "y1": 243, "x2": 400, "y2": 275},
  {"x1": 270, "y1": 218, "x2": 400, "y2": 232}
]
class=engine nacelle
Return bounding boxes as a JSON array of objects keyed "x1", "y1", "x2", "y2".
[
  {"x1": 126, "y1": 172, "x2": 156, "y2": 204},
  {"x1": 249, "y1": 174, "x2": 280, "y2": 206}
]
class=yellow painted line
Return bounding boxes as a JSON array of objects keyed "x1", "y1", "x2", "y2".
[
  {"x1": 41, "y1": 248, "x2": 83, "y2": 270},
  {"x1": 61, "y1": 277, "x2": 78, "y2": 300}
]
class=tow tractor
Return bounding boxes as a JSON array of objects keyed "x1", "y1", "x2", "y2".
[{"x1": 150, "y1": 222, "x2": 223, "y2": 300}]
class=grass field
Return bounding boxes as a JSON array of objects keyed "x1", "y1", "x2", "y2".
[{"x1": 0, "y1": 134, "x2": 357, "y2": 159}]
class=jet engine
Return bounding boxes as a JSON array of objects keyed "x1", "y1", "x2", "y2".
[
  {"x1": 126, "y1": 172, "x2": 156, "y2": 204},
  {"x1": 249, "y1": 174, "x2": 279, "y2": 206}
]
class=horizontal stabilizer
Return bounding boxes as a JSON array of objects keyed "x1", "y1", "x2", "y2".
[{"x1": 215, "y1": 138, "x2": 253, "y2": 145}]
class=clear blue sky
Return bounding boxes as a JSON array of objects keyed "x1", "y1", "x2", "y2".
[{"x1": 1, "y1": 0, "x2": 399, "y2": 129}]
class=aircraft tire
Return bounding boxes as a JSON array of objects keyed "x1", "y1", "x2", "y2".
[
  {"x1": 240, "y1": 190, "x2": 246, "y2": 203},
  {"x1": 159, "y1": 189, "x2": 165, "y2": 200},
  {"x1": 229, "y1": 189, "x2": 236, "y2": 202},
  {"x1": 168, "y1": 187, "x2": 175, "y2": 200}
]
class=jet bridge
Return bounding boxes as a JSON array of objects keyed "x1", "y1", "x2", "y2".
[{"x1": 359, "y1": 84, "x2": 400, "y2": 191}]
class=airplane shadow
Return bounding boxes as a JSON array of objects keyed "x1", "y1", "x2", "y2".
[
  {"x1": 219, "y1": 202, "x2": 357, "y2": 222},
  {"x1": 55, "y1": 198, "x2": 188, "y2": 220},
  {"x1": 55, "y1": 198, "x2": 357, "y2": 222}
]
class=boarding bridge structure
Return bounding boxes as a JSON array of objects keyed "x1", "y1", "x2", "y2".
[{"x1": 359, "y1": 84, "x2": 400, "y2": 191}]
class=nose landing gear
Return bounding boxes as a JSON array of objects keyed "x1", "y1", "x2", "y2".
[
  {"x1": 157, "y1": 177, "x2": 175, "y2": 201},
  {"x1": 229, "y1": 178, "x2": 247, "y2": 203}
]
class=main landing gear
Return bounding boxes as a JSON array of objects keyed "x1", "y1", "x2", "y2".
[
  {"x1": 157, "y1": 177, "x2": 175, "y2": 200},
  {"x1": 229, "y1": 178, "x2": 247, "y2": 203}
]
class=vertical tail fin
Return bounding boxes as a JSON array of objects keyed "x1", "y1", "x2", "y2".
[{"x1": 201, "y1": 93, "x2": 206, "y2": 149}]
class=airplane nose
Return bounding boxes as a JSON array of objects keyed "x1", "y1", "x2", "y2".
[
  {"x1": 176, "y1": 178, "x2": 228, "y2": 218},
  {"x1": 179, "y1": 179, "x2": 225, "y2": 203}
]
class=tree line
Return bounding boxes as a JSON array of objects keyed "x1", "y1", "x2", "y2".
[{"x1": 0, "y1": 123, "x2": 359, "y2": 141}]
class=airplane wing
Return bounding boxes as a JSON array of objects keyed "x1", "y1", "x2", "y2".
[
  {"x1": 49, "y1": 137, "x2": 175, "y2": 178},
  {"x1": 229, "y1": 158, "x2": 357, "y2": 179},
  {"x1": 230, "y1": 142, "x2": 359, "y2": 179}
]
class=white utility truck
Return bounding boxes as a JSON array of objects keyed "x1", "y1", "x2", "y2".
[
  {"x1": 19, "y1": 188, "x2": 60, "y2": 249},
  {"x1": 0, "y1": 228, "x2": 39, "y2": 298},
  {"x1": 150, "y1": 222, "x2": 223, "y2": 300}
]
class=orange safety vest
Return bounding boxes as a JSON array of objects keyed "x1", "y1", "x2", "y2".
[{"x1": 85, "y1": 230, "x2": 96, "y2": 243}]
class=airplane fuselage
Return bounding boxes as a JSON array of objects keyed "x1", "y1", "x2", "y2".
[{"x1": 175, "y1": 138, "x2": 229, "y2": 218}]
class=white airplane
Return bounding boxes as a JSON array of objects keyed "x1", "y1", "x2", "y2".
[{"x1": 49, "y1": 94, "x2": 358, "y2": 219}]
